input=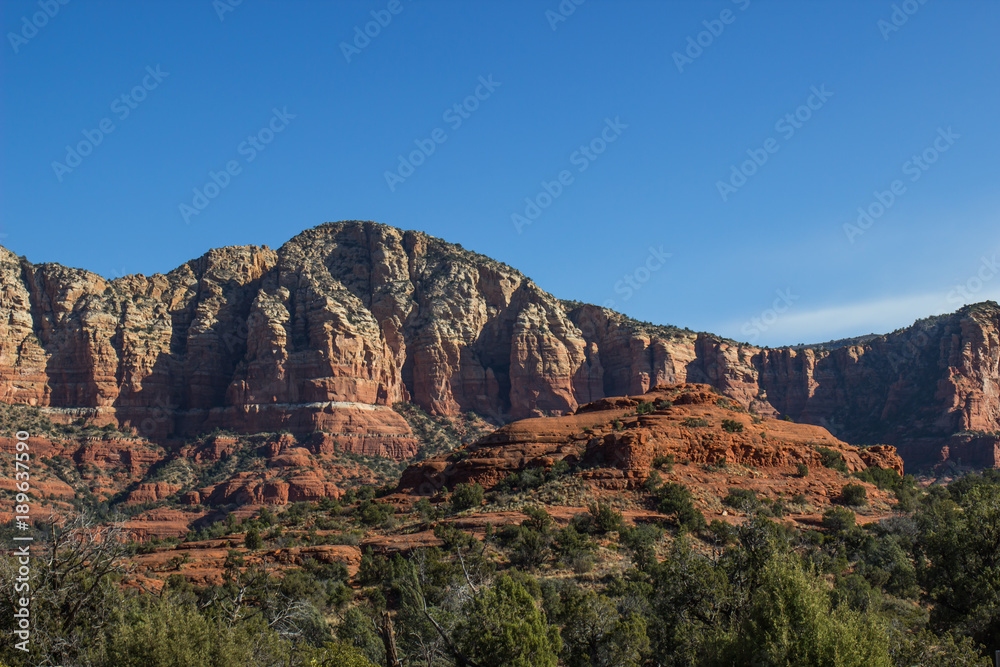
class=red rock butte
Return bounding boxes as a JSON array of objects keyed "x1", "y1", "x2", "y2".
[{"x1": 397, "y1": 383, "x2": 905, "y2": 496}]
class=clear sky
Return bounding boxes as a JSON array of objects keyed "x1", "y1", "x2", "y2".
[{"x1": 2, "y1": 0, "x2": 998, "y2": 346}]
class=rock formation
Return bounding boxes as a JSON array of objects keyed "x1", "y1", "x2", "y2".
[
  {"x1": 0, "y1": 221, "x2": 996, "y2": 470},
  {"x1": 397, "y1": 383, "x2": 906, "y2": 495}
]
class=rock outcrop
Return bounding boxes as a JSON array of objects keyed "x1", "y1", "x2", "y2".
[
  {"x1": 397, "y1": 383, "x2": 906, "y2": 494},
  {"x1": 0, "y1": 221, "x2": 997, "y2": 470},
  {"x1": 0, "y1": 433, "x2": 162, "y2": 523}
]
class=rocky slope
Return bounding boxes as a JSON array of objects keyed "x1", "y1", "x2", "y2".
[
  {"x1": 124, "y1": 385, "x2": 908, "y2": 585},
  {"x1": 397, "y1": 383, "x2": 905, "y2": 496},
  {"x1": 0, "y1": 404, "x2": 387, "y2": 539},
  {"x1": 0, "y1": 221, "x2": 997, "y2": 471}
]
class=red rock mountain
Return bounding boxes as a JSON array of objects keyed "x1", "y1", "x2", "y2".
[{"x1": 1, "y1": 221, "x2": 997, "y2": 469}]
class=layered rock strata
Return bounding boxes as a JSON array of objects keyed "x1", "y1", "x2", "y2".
[{"x1": 0, "y1": 221, "x2": 996, "y2": 468}]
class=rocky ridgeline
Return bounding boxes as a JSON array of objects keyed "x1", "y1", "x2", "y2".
[{"x1": 0, "y1": 220, "x2": 996, "y2": 472}]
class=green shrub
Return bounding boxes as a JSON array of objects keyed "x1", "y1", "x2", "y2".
[
  {"x1": 621, "y1": 524, "x2": 664, "y2": 571},
  {"x1": 105, "y1": 595, "x2": 290, "y2": 666},
  {"x1": 583, "y1": 502, "x2": 623, "y2": 534},
  {"x1": 643, "y1": 470, "x2": 663, "y2": 492},
  {"x1": 795, "y1": 462, "x2": 809, "y2": 478},
  {"x1": 822, "y1": 507, "x2": 856, "y2": 533},
  {"x1": 553, "y1": 525, "x2": 593, "y2": 565},
  {"x1": 721, "y1": 419, "x2": 744, "y2": 433},
  {"x1": 893, "y1": 487, "x2": 918, "y2": 512},
  {"x1": 682, "y1": 417, "x2": 709, "y2": 428},
  {"x1": 707, "y1": 519, "x2": 736, "y2": 546},
  {"x1": 840, "y1": 483, "x2": 868, "y2": 506},
  {"x1": 318, "y1": 496, "x2": 341, "y2": 512},
  {"x1": 770, "y1": 499, "x2": 788, "y2": 518},
  {"x1": 433, "y1": 523, "x2": 478, "y2": 551},
  {"x1": 852, "y1": 466, "x2": 899, "y2": 489},
  {"x1": 569, "y1": 552, "x2": 596, "y2": 574},
  {"x1": 244, "y1": 527, "x2": 263, "y2": 550},
  {"x1": 711, "y1": 455, "x2": 728, "y2": 469},
  {"x1": 651, "y1": 454, "x2": 674, "y2": 471},
  {"x1": 522, "y1": 505, "x2": 553, "y2": 534},
  {"x1": 355, "y1": 499, "x2": 395, "y2": 526},
  {"x1": 166, "y1": 553, "x2": 190, "y2": 571},
  {"x1": 283, "y1": 502, "x2": 313, "y2": 524},
  {"x1": 656, "y1": 482, "x2": 706, "y2": 531},
  {"x1": 413, "y1": 497, "x2": 440, "y2": 522},
  {"x1": 723, "y1": 488, "x2": 760, "y2": 511},
  {"x1": 496, "y1": 462, "x2": 571, "y2": 493},
  {"x1": 450, "y1": 482, "x2": 485, "y2": 511},
  {"x1": 506, "y1": 526, "x2": 551, "y2": 570},
  {"x1": 711, "y1": 554, "x2": 892, "y2": 666},
  {"x1": 853, "y1": 466, "x2": 918, "y2": 510},
  {"x1": 257, "y1": 507, "x2": 275, "y2": 526},
  {"x1": 457, "y1": 575, "x2": 562, "y2": 667},
  {"x1": 307, "y1": 642, "x2": 379, "y2": 667},
  {"x1": 816, "y1": 447, "x2": 849, "y2": 474}
]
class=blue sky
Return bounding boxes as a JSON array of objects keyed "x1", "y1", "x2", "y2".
[{"x1": 2, "y1": 0, "x2": 998, "y2": 346}]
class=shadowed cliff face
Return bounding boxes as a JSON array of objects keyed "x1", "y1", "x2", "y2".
[
  {"x1": 0, "y1": 220, "x2": 997, "y2": 468},
  {"x1": 563, "y1": 302, "x2": 999, "y2": 467}
]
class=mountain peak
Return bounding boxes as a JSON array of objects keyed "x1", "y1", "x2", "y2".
[{"x1": 0, "y1": 221, "x2": 996, "y2": 474}]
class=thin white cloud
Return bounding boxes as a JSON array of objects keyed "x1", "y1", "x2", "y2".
[{"x1": 716, "y1": 288, "x2": 1000, "y2": 347}]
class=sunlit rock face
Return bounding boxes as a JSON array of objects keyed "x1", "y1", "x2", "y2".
[{"x1": 0, "y1": 221, "x2": 997, "y2": 469}]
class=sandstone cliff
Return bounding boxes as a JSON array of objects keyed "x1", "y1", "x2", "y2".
[{"x1": 0, "y1": 221, "x2": 997, "y2": 469}]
